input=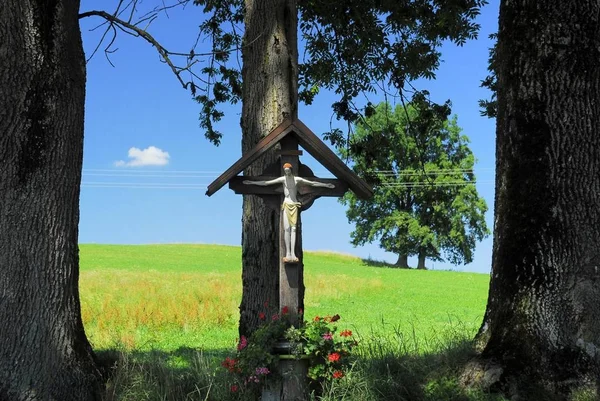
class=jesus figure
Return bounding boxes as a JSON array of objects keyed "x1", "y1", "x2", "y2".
[{"x1": 243, "y1": 162, "x2": 335, "y2": 263}]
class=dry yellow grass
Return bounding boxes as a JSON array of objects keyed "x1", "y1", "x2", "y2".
[{"x1": 80, "y1": 270, "x2": 241, "y2": 349}]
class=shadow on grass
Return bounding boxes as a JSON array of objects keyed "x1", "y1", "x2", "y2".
[
  {"x1": 96, "y1": 347, "x2": 233, "y2": 401},
  {"x1": 95, "y1": 335, "x2": 511, "y2": 401},
  {"x1": 360, "y1": 258, "x2": 409, "y2": 269},
  {"x1": 319, "y1": 337, "x2": 509, "y2": 401}
]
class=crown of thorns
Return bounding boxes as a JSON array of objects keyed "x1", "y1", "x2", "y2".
[{"x1": 283, "y1": 163, "x2": 293, "y2": 169}]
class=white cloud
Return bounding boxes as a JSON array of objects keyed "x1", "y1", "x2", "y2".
[{"x1": 115, "y1": 146, "x2": 170, "y2": 167}]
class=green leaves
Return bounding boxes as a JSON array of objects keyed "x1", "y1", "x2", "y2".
[
  {"x1": 191, "y1": 0, "x2": 244, "y2": 145},
  {"x1": 190, "y1": 0, "x2": 486, "y2": 145},
  {"x1": 298, "y1": 0, "x2": 487, "y2": 136},
  {"x1": 341, "y1": 101, "x2": 490, "y2": 266}
]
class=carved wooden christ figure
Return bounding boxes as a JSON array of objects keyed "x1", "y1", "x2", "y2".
[{"x1": 243, "y1": 162, "x2": 335, "y2": 263}]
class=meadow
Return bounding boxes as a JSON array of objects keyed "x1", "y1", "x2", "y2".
[
  {"x1": 80, "y1": 244, "x2": 488, "y2": 352},
  {"x1": 79, "y1": 244, "x2": 507, "y2": 401}
]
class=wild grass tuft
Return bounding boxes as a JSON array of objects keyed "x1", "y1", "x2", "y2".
[
  {"x1": 98, "y1": 348, "x2": 233, "y2": 401},
  {"x1": 318, "y1": 326, "x2": 508, "y2": 401}
]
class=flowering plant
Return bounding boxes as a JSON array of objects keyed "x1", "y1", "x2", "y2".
[
  {"x1": 285, "y1": 314, "x2": 356, "y2": 381},
  {"x1": 222, "y1": 306, "x2": 357, "y2": 396}
]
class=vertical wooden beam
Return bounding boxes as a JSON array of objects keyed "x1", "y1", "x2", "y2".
[{"x1": 278, "y1": 135, "x2": 304, "y2": 327}]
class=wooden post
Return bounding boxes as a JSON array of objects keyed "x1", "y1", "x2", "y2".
[
  {"x1": 275, "y1": 135, "x2": 307, "y2": 400},
  {"x1": 278, "y1": 135, "x2": 304, "y2": 327}
]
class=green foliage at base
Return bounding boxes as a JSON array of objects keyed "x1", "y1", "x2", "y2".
[
  {"x1": 221, "y1": 312, "x2": 357, "y2": 397},
  {"x1": 99, "y1": 328, "x2": 511, "y2": 401}
]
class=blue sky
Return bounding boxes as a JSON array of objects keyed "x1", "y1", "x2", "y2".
[{"x1": 78, "y1": 0, "x2": 499, "y2": 274}]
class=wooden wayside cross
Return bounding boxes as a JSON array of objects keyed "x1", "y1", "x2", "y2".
[
  {"x1": 230, "y1": 136, "x2": 346, "y2": 326},
  {"x1": 206, "y1": 119, "x2": 372, "y2": 328},
  {"x1": 207, "y1": 118, "x2": 372, "y2": 400}
]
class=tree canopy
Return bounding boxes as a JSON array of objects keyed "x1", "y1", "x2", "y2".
[
  {"x1": 340, "y1": 100, "x2": 489, "y2": 268},
  {"x1": 192, "y1": 0, "x2": 487, "y2": 145}
]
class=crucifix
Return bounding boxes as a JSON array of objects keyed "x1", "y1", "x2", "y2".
[
  {"x1": 243, "y1": 161, "x2": 335, "y2": 263},
  {"x1": 230, "y1": 134, "x2": 346, "y2": 326},
  {"x1": 206, "y1": 119, "x2": 372, "y2": 327}
]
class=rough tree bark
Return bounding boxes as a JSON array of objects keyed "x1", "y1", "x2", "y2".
[
  {"x1": 471, "y1": 0, "x2": 600, "y2": 396},
  {"x1": 239, "y1": 0, "x2": 298, "y2": 335},
  {"x1": 0, "y1": 1, "x2": 103, "y2": 400}
]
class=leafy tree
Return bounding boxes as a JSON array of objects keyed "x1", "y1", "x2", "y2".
[
  {"x1": 0, "y1": 0, "x2": 102, "y2": 399},
  {"x1": 465, "y1": 0, "x2": 600, "y2": 397},
  {"x1": 340, "y1": 100, "x2": 489, "y2": 269}
]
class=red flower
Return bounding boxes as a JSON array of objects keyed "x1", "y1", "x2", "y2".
[
  {"x1": 231, "y1": 385, "x2": 239, "y2": 392},
  {"x1": 222, "y1": 357, "x2": 237, "y2": 373},
  {"x1": 282, "y1": 306, "x2": 289, "y2": 314},
  {"x1": 237, "y1": 335, "x2": 248, "y2": 351},
  {"x1": 258, "y1": 312, "x2": 266, "y2": 320},
  {"x1": 272, "y1": 313, "x2": 280, "y2": 321},
  {"x1": 332, "y1": 370, "x2": 344, "y2": 379},
  {"x1": 328, "y1": 352, "x2": 341, "y2": 363},
  {"x1": 331, "y1": 314, "x2": 341, "y2": 322},
  {"x1": 313, "y1": 316, "x2": 321, "y2": 322},
  {"x1": 340, "y1": 329, "x2": 352, "y2": 337},
  {"x1": 298, "y1": 307, "x2": 304, "y2": 315}
]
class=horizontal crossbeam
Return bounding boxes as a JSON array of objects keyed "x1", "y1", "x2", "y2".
[{"x1": 229, "y1": 176, "x2": 348, "y2": 197}]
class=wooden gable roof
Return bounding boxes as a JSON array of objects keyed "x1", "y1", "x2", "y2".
[{"x1": 206, "y1": 118, "x2": 373, "y2": 199}]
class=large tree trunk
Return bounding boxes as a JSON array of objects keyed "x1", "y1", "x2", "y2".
[
  {"x1": 394, "y1": 254, "x2": 409, "y2": 269},
  {"x1": 239, "y1": 0, "x2": 298, "y2": 336},
  {"x1": 472, "y1": 0, "x2": 600, "y2": 396},
  {"x1": 0, "y1": 1, "x2": 102, "y2": 400},
  {"x1": 417, "y1": 252, "x2": 426, "y2": 270}
]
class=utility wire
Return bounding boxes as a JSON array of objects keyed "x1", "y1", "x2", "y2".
[
  {"x1": 79, "y1": 167, "x2": 494, "y2": 190},
  {"x1": 81, "y1": 168, "x2": 494, "y2": 178},
  {"x1": 82, "y1": 185, "x2": 207, "y2": 190},
  {"x1": 83, "y1": 173, "x2": 219, "y2": 178}
]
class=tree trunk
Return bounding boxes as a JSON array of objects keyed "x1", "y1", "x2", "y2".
[
  {"x1": 394, "y1": 254, "x2": 409, "y2": 268},
  {"x1": 417, "y1": 252, "x2": 426, "y2": 270},
  {"x1": 239, "y1": 0, "x2": 298, "y2": 336},
  {"x1": 0, "y1": 0, "x2": 102, "y2": 400},
  {"x1": 472, "y1": 0, "x2": 600, "y2": 396}
]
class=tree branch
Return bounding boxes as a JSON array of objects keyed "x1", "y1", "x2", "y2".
[{"x1": 79, "y1": 9, "x2": 199, "y2": 90}]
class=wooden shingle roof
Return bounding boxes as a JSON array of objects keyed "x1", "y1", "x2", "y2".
[{"x1": 206, "y1": 119, "x2": 373, "y2": 200}]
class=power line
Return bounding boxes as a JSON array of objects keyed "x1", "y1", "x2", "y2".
[
  {"x1": 83, "y1": 181, "x2": 208, "y2": 186},
  {"x1": 81, "y1": 168, "x2": 494, "y2": 179},
  {"x1": 82, "y1": 169, "x2": 223, "y2": 174},
  {"x1": 367, "y1": 169, "x2": 494, "y2": 177},
  {"x1": 82, "y1": 185, "x2": 207, "y2": 190},
  {"x1": 79, "y1": 181, "x2": 492, "y2": 191},
  {"x1": 369, "y1": 168, "x2": 494, "y2": 173},
  {"x1": 379, "y1": 181, "x2": 494, "y2": 188},
  {"x1": 83, "y1": 173, "x2": 218, "y2": 178}
]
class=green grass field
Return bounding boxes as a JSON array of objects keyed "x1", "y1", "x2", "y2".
[
  {"x1": 79, "y1": 245, "x2": 598, "y2": 401},
  {"x1": 80, "y1": 244, "x2": 489, "y2": 352}
]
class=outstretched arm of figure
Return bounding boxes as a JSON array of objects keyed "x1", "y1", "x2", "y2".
[
  {"x1": 242, "y1": 177, "x2": 285, "y2": 186},
  {"x1": 296, "y1": 177, "x2": 335, "y2": 189}
]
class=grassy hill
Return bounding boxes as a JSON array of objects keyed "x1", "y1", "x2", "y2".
[{"x1": 79, "y1": 244, "x2": 489, "y2": 352}]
